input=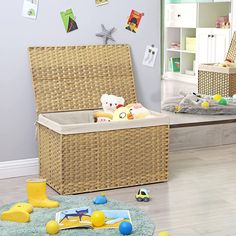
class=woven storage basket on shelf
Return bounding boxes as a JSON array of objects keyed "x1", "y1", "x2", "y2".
[
  {"x1": 29, "y1": 44, "x2": 169, "y2": 195},
  {"x1": 198, "y1": 32, "x2": 236, "y2": 97}
]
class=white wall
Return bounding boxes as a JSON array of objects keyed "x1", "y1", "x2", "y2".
[{"x1": 0, "y1": 0, "x2": 161, "y2": 162}]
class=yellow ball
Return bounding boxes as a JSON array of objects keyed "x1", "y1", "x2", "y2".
[
  {"x1": 91, "y1": 211, "x2": 105, "y2": 227},
  {"x1": 158, "y1": 231, "x2": 170, "y2": 236},
  {"x1": 201, "y1": 101, "x2": 209, "y2": 109},
  {"x1": 46, "y1": 220, "x2": 60, "y2": 235},
  {"x1": 213, "y1": 94, "x2": 222, "y2": 101},
  {"x1": 175, "y1": 105, "x2": 181, "y2": 112}
]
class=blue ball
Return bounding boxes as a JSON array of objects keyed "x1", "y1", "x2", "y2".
[{"x1": 119, "y1": 222, "x2": 133, "y2": 235}]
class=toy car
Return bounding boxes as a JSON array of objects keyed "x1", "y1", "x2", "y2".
[{"x1": 135, "y1": 188, "x2": 150, "y2": 202}]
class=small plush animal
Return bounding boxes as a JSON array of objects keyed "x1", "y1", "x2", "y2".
[
  {"x1": 100, "y1": 94, "x2": 125, "y2": 114},
  {"x1": 126, "y1": 103, "x2": 153, "y2": 119},
  {"x1": 113, "y1": 105, "x2": 133, "y2": 121},
  {"x1": 218, "y1": 59, "x2": 236, "y2": 68},
  {"x1": 93, "y1": 111, "x2": 113, "y2": 123},
  {"x1": 179, "y1": 92, "x2": 203, "y2": 106}
]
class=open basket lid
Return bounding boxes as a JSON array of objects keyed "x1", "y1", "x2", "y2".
[
  {"x1": 225, "y1": 31, "x2": 236, "y2": 62},
  {"x1": 28, "y1": 44, "x2": 137, "y2": 113}
]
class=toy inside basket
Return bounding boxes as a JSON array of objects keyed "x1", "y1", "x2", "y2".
[
  {"x1": 198, "y1": 32, "x2": 236, "y2": 96},
  {"x1": 29, "y1": 44, "x2": 169, "y2": 194}
]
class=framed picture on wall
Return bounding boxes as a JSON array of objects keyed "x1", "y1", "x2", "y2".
[
  {"x1": 95, "y1": 0, "x2": 109, "y2": 6},
  {"x1": 22, "y1": 0, "x2": 39, "y2": 20},
  {"x1": 125, "y1": 10, "x2": 144, "y2": 33},
  {"x1": 60, "y1": 9, "x2": 78, "y2": 33}
]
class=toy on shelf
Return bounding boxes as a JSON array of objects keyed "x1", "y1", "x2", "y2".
[
  {"x1": 135, "y1": 188, "x2": 150, "y2": 202},
  {"x1": 26, "y1": 179, "x2": 59, "y2": 208},
  {"x1": 91, "y1": 211, "x2": 105, "y2": 227},
  {"x1": 46, "y1": 220, "x2": 60, "y2": 235},
  {"x1": 93, "y1": 192, "x2": 108, "y2": 205},
  {"x1": 158, "y1": 231, "x2": 170, "y2": 236},
  {"x1": 0, "y1": 202, "x2": 33, "y2": 223},
  {"x1": 119, "y1": 221, "x2": 133, "y2": 235}
]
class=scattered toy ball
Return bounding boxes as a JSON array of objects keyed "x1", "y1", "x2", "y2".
[
  {"x1": 218, "y1": 98, "x2": 228, "y2": 106},
  {"x1": 119, "y1": 221, "x2": 133, "y2": 235},
  {"x1": 201, "y1": 101, "x2": 209, "y2": 109},
  {"x1": 93, "y1": 192, "x2": 108, "y2": 204},
  {"x1": 175, "y1": 105, "x2": 181, "y2": 112},
  {"x1": 158, "y1": 231, "x2": 170, "y2": 236},
  {"x1": 91, "y1": 211, "x2": 105, "y2": 227},
  {"x1": 213, "y1": 94, "x2": 222, "y2": 101},
  {"x1": 135, "y1": 188, "x2": 150, "y2": 202},
  {"x1": 46, "y1": 220, "x2": 60, "y2": 235}
]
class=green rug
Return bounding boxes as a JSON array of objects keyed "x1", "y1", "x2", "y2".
[{"x1": 0, "y1": 195, "x2": 155, "y2": 236}]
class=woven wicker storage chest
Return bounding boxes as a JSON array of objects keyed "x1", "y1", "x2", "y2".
[
  {"x1": 198, "y1": 65, "x2": 236, "y2": 96},
  {"x1": 198, "y1": 32, "x2": 236, "y2": 97},
  {"x1": 29, "y1": 44, "x2": 169, "y2": 195}
]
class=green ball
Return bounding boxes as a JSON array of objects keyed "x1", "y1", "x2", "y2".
[{"x1": 218, "y1": 98, "x2": 228, "y2": 106}]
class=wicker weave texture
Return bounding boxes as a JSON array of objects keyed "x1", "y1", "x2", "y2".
[
  {"x1": 29, "y1": 45, "x2": 137, "y2": 113},
  {"x1": 226, "y1": 32, "x2": 236, "y2": 62},
  {"x1": 198, "y1": 70, "x2": 236, "y2": 96},
  {"x1": 38, "y1": 125, "x2": 63, "y2": 193},
  {"x1": 38, "y1": 124, "x2": 169, "y2": 195}
]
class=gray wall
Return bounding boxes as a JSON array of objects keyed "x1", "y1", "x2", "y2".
[{"x1": 0, "y1": 0, "x2": 161, "y2": 162}]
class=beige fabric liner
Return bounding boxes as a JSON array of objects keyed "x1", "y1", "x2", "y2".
[
  {"x1": 198, "y1": 64, "x2": 236, "y2": 73},
  {"x1": 38, "y1": 110, "x2": 169, "y2": 134}
]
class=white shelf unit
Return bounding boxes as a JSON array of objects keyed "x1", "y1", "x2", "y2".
[
  {"x1": 164, "y1": 1, "x2": 232, "y2": 82},
  {"x1": 165, "y1": 27, "x2": 196, "y2": 79},
  {"x1": 196, "y1": 28, "x2": 231, "y2": 64},
  {"x1": 162, "y1": 1, "x2": 232, "y2": 100}
]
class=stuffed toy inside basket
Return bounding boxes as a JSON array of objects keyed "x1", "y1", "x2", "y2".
[{"x1": 29, "y1": 44, "x2": 169, "y2": 195}]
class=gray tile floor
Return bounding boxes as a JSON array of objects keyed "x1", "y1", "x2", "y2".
[{"x1": 0, "y1": 144, "x2": 236, "y2": 236}]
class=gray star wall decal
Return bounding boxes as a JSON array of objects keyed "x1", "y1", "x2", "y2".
[{"x1": 96, "y1": 24, "x2": 116, "y2": 44}]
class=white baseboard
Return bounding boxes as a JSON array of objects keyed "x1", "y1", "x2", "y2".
[{"x1": 0, "y1": 158, "x2": 39, "y2": 179}]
